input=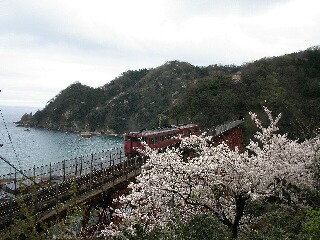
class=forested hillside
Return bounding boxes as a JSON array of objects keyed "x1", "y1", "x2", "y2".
[
  {"x1": 168, "y1": 47, "x2": 320, "y2": 140},
  {"x1": 27, "y1": 47, "x2": 320, "y2": 140}
]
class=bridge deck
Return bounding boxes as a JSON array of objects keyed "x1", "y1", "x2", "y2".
[{"x1": 0, "y1": 152, "x2": 145, "y2": 229}]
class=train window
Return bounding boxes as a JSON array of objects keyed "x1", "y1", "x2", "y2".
[
  {"x1": 124, "y1": 136, "x2": 131, "y2": 141},
  {"x1": 125, "y1": 135, "x2": 139, "y2": 141}
]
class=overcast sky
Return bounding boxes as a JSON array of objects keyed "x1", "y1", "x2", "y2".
[{"x1": 0, "y1": 0, "x2": 319, "y2": 108}]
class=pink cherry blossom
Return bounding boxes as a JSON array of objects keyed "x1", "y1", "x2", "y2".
[{"x1": 99, "y1": 107, "x2": 319, "y2": 239}]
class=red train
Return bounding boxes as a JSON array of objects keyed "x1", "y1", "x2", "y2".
[
  {"x1": 124, "y1": 124, "x2": 200, "y2": 157},
  {"x1": 124, "y1": 120, "x2": 243, "y2": 157}
]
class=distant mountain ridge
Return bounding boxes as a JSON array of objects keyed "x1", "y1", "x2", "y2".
[{"x1": 22, "y1": 48, "x2": 320, "y2": 141}]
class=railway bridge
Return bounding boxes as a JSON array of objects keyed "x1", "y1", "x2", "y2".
[{"x1": 0, "y1": 148, "x2": 145, "y2": 230}]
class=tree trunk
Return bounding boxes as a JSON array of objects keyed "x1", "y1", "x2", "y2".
[{"x1": 231, "y1": 195, "x2": 247, "y2": 239}]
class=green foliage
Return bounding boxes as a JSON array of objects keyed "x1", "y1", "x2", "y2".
[
  {"x1": 114, "y1": 213, "x2": 231, "y2": 240},
  {"x1": 239, "y1": 204, "x2": 308, "y2": 240},
  {"x1": 303, "y1": 208, "x2": 320, "y2": 239},
  {"x1": 173, "y1": 214, "x2": 231, "y2": 240}
]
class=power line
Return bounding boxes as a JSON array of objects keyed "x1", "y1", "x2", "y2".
[
  {"x1": 0, "y1": 109, "x2": 21, "y2": 170},
  {"x1": 0, "y1": 155, "x2": 38, "y2": 186},
  {"x1": 0, "y1": 108, "x2": 38, "y2": 186}
]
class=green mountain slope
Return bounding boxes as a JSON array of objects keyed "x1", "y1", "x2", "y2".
[
  {"x1": 168, "y1": 48, "x2": 320, "y2": 139},
  {"x1": 28, "y1": 48, "x2": 320, "y2": 140}
]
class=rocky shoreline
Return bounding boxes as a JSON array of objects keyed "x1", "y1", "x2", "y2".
[{"x1": 15, "y1": 114, "x2": 122, "y2": 138}]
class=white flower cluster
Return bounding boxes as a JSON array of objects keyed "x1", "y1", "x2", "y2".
[{"x1": 100, "y1": 107, "x2": 319, "y2": 238}]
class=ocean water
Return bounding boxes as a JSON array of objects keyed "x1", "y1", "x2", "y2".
[{"x1": 0, "y1": 106, "x2": 123, "y2": 177}]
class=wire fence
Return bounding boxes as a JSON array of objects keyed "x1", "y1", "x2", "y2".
[{"x1": 0, "y1": 147, "x2": 124, "y2": 194}]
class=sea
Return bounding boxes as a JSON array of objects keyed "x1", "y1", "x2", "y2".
[{"x1": 0, "y1": 105, "x2": 123, "y2": 177}]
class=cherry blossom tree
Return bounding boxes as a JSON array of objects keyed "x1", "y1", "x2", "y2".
[{"x1": 101, "y1": 107, "x2": 319, "y2": 239}]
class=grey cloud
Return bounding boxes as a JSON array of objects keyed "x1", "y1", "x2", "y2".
[{"x1": 0, "y1": 1, "x2": 121, "y2": 55}]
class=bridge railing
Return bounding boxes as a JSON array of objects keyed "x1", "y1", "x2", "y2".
[{"x1": 0, "y1": 147, "x2": 123, "y2": 193}]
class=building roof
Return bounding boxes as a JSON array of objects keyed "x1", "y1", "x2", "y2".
[{"x1": 125, "y1": 124, "x2": 198, "y2": 137}]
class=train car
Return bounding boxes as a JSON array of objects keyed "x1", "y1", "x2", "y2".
[
  {"x1": 124, "y1": 124, "x2": 200, "y2": 157},
  {"x1": 213, "y1": 119, "x2": 243, "y2": 152}
]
